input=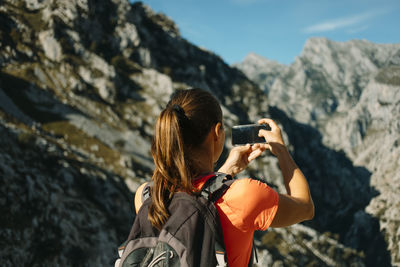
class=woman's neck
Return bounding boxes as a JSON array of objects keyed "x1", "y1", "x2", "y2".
[
  {"x1": 190, "y1": 128, "x2": 218, "y2": 178},
  {"x1": 190, "y1": 146, "x2": 214, "y2": 178}
]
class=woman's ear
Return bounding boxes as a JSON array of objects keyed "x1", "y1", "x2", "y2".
[{"x1": 214, "y1": 122, "x2": 223, "y2": 141}]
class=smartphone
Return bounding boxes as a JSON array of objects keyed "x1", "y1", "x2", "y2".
[{"x1": 231, "y1": 124, "x2": 271, "y2": 146}]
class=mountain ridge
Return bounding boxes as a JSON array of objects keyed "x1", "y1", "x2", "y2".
[
  {"x1": 0, "y1": 0, "x2": 398, "y2": 266},
  {"x1": 235, "y1": 37, "x2": 400, "y2": 266}
]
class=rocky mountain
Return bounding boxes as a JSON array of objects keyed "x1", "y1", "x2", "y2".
[
  {"x1": 233, "y1": 52, "x2": 287, "y2": 94},
  {"x1": 0, "y1": 0, "x2": 398, "y2": 266},
  {"x1": 0, "y1": 0, "x2": 266, "y2": 265},
  {"x1": 236, "y1": 38, "x2": 400, "y2": 266}
]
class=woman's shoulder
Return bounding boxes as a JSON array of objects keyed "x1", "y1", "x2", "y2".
[
  {"x1": 226, "y1": 177, "x2": 278, "y2": 203},
  {"x1": 134, "y1": 182, "x2": 149, "y2": 213},
  {"x1": 232, "y1": 177, "x2": 272, "y2": 190},
  {"x1": 221, "y1": 177, "x2": 279, "y2": 230}
]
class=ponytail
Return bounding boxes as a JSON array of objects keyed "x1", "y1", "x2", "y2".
[
  {"x1": 148, "y1": 88, "x2": 222, "y2": 229},
  {"x1": 149, "y1": 106, "x2": 193, "y2": 228}
]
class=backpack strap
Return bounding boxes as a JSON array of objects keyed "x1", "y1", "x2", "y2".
[
  {"x1": 201, "y1": 173, "x2": 258, "y2": 267},
  {"x1": 141, "y1": 181, "x2": 153, "y2": 203},
  {"x1": 142, "y1": 173, "x2": 234, "y2": 204},
  {"x1": 200, "y1": 172, "x2": 234, "y2": 203},
  {"x1": 198, "y1": 172, "x2": 234, "y2": 267},
  {"x1": 248, "y1": 239, "x2": 258, "y2": 267}
]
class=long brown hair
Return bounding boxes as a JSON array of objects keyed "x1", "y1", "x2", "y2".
[{"x1": 149, "y1": 88, "x2": 222, "y2": 229}]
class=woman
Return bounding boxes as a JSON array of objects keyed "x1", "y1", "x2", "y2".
[{"x1": 134, "y1": 88, "x2": 314, "y2": 266}]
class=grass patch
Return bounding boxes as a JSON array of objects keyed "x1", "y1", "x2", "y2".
[
  {"x1": 375, "y1": 66, "x2": 400, "y2": 86},
  {"x1": 42, "y1": 121, "x2": 124, "y2": 175},
  {"x1": 111, "y1": 55, "x2": 142, "y2": 75}
]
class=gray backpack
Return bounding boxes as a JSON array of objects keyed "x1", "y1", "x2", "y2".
[{"x1": 115, "y1": 173, "x2": 235, "y2": 267}]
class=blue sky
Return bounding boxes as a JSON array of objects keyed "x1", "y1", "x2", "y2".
[{"x1": 132, "y1": 0, "x2": 400, "y2": 65}]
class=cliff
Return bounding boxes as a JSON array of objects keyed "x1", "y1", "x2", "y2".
[
  {"x1": 236, "y1": 38, "x2": 400, "y2": 266},
  {"x1": 1, "y1": 0, "x2": 398, "y2": 266}
]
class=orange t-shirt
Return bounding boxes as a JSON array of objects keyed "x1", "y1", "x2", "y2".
[{"x1": 193, "y1": 174, "x2": 279, "y2": 267}]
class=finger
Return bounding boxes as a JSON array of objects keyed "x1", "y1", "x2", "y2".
[
  {"x1": 258, "y1": 143, "x2": 268, "y2": 152},
  {"x1": 251, "y1": 143, "x2": 261, "y2": 150},
  {"x1": 248, "y1": 149, "x2": 262, "y2": 161},
  {"x1": 233, "y1": 144, "x2": 251, "y2": 153},
  {"x1": 265, "y1": 144, "x2": 272, "y2": 151},
  {"x1": 258, "y1": 118, "x2": 279, "y2": 131},
  {"x1": 258, "y1": 129, "x2": 271, "y2": 141},
  {"x1": 252, "y1": 143, "x2": 267, "y2": 152}
]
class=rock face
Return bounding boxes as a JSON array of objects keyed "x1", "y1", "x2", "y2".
[
  {"x1": 236, "y1": 38, "x2": 400, "y2": 266},
  {"x1": 233, "y1": 52, "x2": 288, "y2": 94},
  {"x1": 0, "y1": 0, "x2": 266, "y2": 266},
  {"x1": 0, "y1": 0, "x2": 398, "y2": 266}
]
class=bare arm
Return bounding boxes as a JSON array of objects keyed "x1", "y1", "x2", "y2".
[
  {"x1": 258, "y1": 118, "x2": 314, "y2": 227},
  {"x1": 134, "y1": 182, "x2": 147, "y2": 214}
]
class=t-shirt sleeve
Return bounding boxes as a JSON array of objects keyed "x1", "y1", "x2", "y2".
[{"x1": 222, "y1": 178, "x2": 279, "y2": 231}]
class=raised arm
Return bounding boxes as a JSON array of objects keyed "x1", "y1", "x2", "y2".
[{"x1": 258, "y1": 118, "x2": 314, "y2": 227}]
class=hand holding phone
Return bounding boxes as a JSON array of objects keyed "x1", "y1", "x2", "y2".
[{"x1": 231, "y1": 124, "x2": 271, "y2": 146}]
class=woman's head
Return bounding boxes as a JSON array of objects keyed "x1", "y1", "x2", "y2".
[{"x1": 149, "y1": 88, "x2": 223, "y2": 229}]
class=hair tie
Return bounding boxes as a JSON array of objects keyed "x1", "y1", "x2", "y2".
[
  {"x1": 172, "y1": 104, "x2": 185, "y2": 116},
  {"x1": 171, "y1": 104, "x2": 191, "y2": 128}
]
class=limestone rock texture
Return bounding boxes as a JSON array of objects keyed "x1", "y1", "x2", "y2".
[
  {"x1": 236, "y1": 38, "x2": 400, "y2": 266},
  {"x1": 0, "y1": 0, "x2": 398, "y2": 266}
]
